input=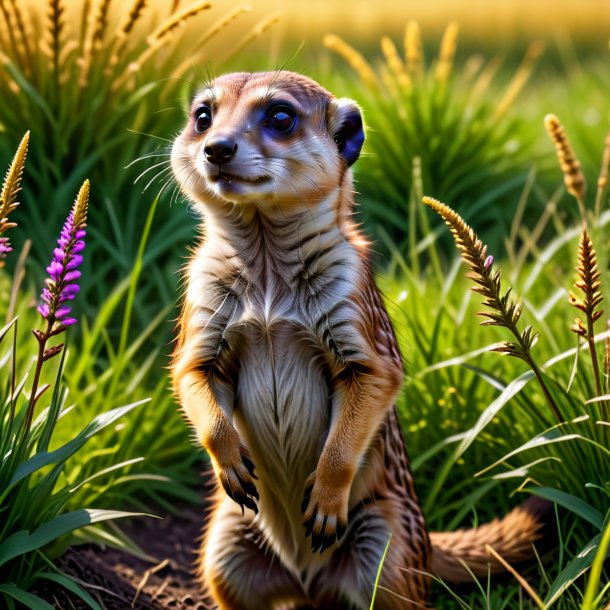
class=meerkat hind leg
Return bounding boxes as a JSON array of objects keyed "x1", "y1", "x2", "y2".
[
  {"x1": 202, "y1": 495, "x2": 307, "y2": 610},
  {"x1": 309, "y1": 503, "x2": 429, "y2": 610}
]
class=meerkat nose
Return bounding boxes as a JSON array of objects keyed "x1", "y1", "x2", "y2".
[{"x1": 205, "y1": 138, "x2": 238, "y2": 165}]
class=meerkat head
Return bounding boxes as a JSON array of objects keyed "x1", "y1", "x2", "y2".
[{"x1": 171, "y1": 71, "x2": 365, "y2": 208}]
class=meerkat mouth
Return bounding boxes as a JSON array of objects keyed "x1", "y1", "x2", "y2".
[{"x1": 210, "y1": 170, "x2": 271, "y2": 186}]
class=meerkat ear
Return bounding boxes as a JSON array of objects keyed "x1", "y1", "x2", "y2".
[{"x1": 327, "y1": 98, "x2": 365, "y2": 167}]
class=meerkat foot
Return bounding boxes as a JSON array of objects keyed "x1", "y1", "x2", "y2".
[{"x1": 202, "y1": 496, "x2": 307, "y2": 610}]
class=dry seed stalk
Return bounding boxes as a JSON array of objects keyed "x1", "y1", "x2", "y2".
[
  {"x1": 109, "y1": 0, "x2": 148, "y2": 67},
  {"x1": 381, "y1": 36, "x2": 411, "y2": 91},
  {"x1": 323, "y1": 34, "x2": 378, "y2": 89},
  {"x1": 423, "y1": 195, "x2": 563, "y2": 423},
  {"x1": 470, "y1": 55, "x2": 502, "y2": 101},
  {"x1": 172, "y1": 4, "x2": 252, "y2": 79},
  {"x1": 46, "y1": 0, "x2": 65, "y2": 81},
  {"x1": 435, "y1": 21, "x2": 458, "y2": 83},
  {"x1": 7, "y1": 0, "x2": 33, "y2": 72},
  {"x1": 92, "y1": 0, "x2": 113, "y2": 50},
  {"x1": 493, "y1": 41, "x2": 544, "y2": 121},
  {"x1": 0, "y1": 0, "x2": 24, "y2": 65},
  {"x1": 229, "y1": 13, "x2": 281, "y2": 59},
  {"x1": 570, "y1": 229, "x2": 603, "y2": 397},
  {"x1": 0, "y1": 131, "x2": 29, "y2": 234},
  {"x1": 544, "y1": 114, "x2": 586, "y2": 221},
  {"x1": 404, "y1": 20, "x2": 423, "y2": 77},
  {"x1": 148, "y1": 0, "x2": 211, "y2": 44},
  {"x1": 594, "y1": 131, "x2": 610, "y2": 220}
]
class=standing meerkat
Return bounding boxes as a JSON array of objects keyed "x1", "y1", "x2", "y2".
[{"x1": 170, "y1": 71, "x2": 548, "y2": 610}]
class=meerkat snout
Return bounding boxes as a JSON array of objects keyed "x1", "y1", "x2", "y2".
[{"x1": 204, "y1": 137, "x2": 238, "y2": 165}]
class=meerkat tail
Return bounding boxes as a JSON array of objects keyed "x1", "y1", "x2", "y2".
[{"x1": 429, "y1": 497, "x2": 552, "y2": 583}]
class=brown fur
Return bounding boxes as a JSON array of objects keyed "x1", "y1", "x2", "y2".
[{"x1": 170, "y1": 71, "x2": 548, "y2": 609}]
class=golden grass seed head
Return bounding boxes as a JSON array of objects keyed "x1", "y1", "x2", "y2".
[
  {"x1": 404, "y1": 20, "x2": 423, "y2": 76},
  {"x1": 544, "y1": 113, "x2": 586, "y2": 203},
  {"x1": 148, "y1": 0, "x2": 211, "y2": 43},
  {"x1": 598, "y1": 132, "x2": 610, "y2": 191},
  {"x1": 324, "y1": 34, "x2": 379, "y2": 89},
  {"x1": 381, "y1": 35, "x2": 411, "y2": 90},
  {"x1": 0, "y1": 130, "x2": 29, "y2": 229},
  {"x1": 435, "y1": 21, "x2": 459, "y2": 82}
]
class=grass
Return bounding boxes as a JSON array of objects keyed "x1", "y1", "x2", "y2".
[
  {"x1": 320, "y1": 22, "x2": 546, "y2": 261},
  {"x1": 376, "y1": 114, "x2": 610, "y2": 607}
]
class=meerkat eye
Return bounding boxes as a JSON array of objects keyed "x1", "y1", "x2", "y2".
[
  {"x1": 265, "y1": 105, "x2": 297, "y2": 133},
  {"x1": 194, "y1": 105, "x2": 213, "y2": 133}
]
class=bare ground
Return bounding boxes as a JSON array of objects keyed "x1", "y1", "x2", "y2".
[{"x1": 37, "y1": 501, "x2": 209, "y2": 610}]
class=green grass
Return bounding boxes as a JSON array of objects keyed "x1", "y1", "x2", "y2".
[
  {"x1": 376, "y1": 128, "x2": 610, "y2": 605},
  {"x1": 0, "y1": 140, "x2": 154, "y2": 608}
]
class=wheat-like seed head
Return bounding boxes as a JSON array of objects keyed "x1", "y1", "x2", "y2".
[
  {"x1": 381, "y1": 36, "x2": 411, "y2": 91},
  {"x1": 404, "y1": 20, "x2": 423, "y2": 77},
  {"x1": 230, "y1": 12, "x2": 281, "y2": 58},
  {"x1": 118, "y1": 0, "x2": 147, "y2": 38},
  {"x1": 72, "y1": 179, "x2": 90, "y2": 229},
  {"x1": 435, "y1": 21, "x2": 459, "y2": 83},
  {"x1": 45, "y1": 0, "x2": 64, "y2": 73},
  {"x1": 493, "y1": 41, "x2": 544, "y2": 121},
  {"x1": 323, "y1": 34, "x2": 379, "y2": 89},
  {"x1": 148, "y1": 0, "x2": 211, "y2": 44},
  {"x1": 92, "y1": 0, "x2": 112, "y2": 50},
  {"x1": 598, "y1": 132, "x2": 610, "y2": 192},
  {"x1": 544, "y1": 114, "x2": 586, "y2": 206},
  {"x1": 423, "y1": 196, "x2": 536, "y2": 361},
  {"x1": 569, "y1": 228, "x2": 603, "y2": 334},
  {"x1": 0, "y1": 130, "x2": 29, "y2": 233}
]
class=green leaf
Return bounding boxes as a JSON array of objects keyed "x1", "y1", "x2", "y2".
[
  {"x1": 38, "y1": 571, "x2": 102, "y2": 610},
  {"x1": 525, "y1": 487, "x2": 604, "y2": 530},
  {"x1": 0, "y1": 584, "x2": 55, "y2": 610},
  {"x1": 0, "y1": 509, "x2": 147, "y2": 568},
  {"x1": 544, "y1": 534, "x2": 600, "y2": 606},
  {"x1": 580, "y1": 519, "x2": 610, "y2": 609},
  {"x1": 5, "y1": 400, "x2": 148, "y2": 495}
]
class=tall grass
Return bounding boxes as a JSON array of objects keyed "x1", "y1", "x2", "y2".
[
  {"x1": 0, "y1": 133, "x2": 151, "y2": 608},
  {"x1": 379, "y1": 114, "x2": 609, "y2": 607},
  {"x1": 323, "y1": 22, "x2": 546, "y2": 261}
]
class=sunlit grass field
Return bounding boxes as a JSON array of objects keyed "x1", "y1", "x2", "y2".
[{"x1": 0, "y1": 0, "x2": 608, "y2": 608}]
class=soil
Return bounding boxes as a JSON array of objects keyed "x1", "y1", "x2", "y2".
[{"x1": 37, "y1": 501, "x2": 210, "y2": 610}]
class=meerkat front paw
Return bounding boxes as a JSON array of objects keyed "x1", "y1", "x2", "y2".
[
  {"x1": 217, "y1": 450, "x2": 259, "y2": 514},
  {"x1": 208, "y1": 430, "x2": 259, "y2": 514},
  {"x1": 301, "y1": 469, "x2": 350, "y2": 553}
]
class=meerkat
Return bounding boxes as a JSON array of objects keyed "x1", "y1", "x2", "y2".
[{"x1": 170, "y1": 71, "x2": 549, "y2": 610}]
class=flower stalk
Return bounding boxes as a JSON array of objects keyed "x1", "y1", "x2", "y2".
[
  {"x1": 423, "y1": 195, "x2": 563, "y2": 424},
  {"x1": 23, "y1": 179, "x2": 89, "y2": 437},
  {"x1": 0, "y1": 131, "x2": 29, "y2": 267},
  {"x1": 569, "y1": 229, "x2": 603, "y2": 398}
]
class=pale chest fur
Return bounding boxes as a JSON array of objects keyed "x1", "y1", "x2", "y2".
[{"x1": 185, "y1": 201, "x2": 367, "y2": 570}]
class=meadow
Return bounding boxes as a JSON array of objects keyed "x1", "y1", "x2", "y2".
[{"x1": 0, "y1": 0, "x2": 608, "y2": 608}]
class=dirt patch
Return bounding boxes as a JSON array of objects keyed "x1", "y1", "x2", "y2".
[{"x1": 38, "y1": 501, "x2": 210, "y2": 610}]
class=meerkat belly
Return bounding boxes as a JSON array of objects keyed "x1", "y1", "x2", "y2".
[{"x1": 230, "y1": 318, "x2": 330, "y2": 570}]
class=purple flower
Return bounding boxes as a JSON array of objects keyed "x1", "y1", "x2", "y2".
[
  {"x1": 38, "y1": 180, "x2": 89, "y2": 329},
  {"x1": 484, "y1": 255, "x2": 494, "y2": 270},
  {"x1": 0, "y1": 237, "x2": 12, "y2": 257}
]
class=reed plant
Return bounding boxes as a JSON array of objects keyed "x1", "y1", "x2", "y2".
[
  {"x1": 0, "y1": 134, "x2": 152, "y2": 607},
  {"x1": 323, "y1": 22, "x2": 544, "y2": 262}
]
